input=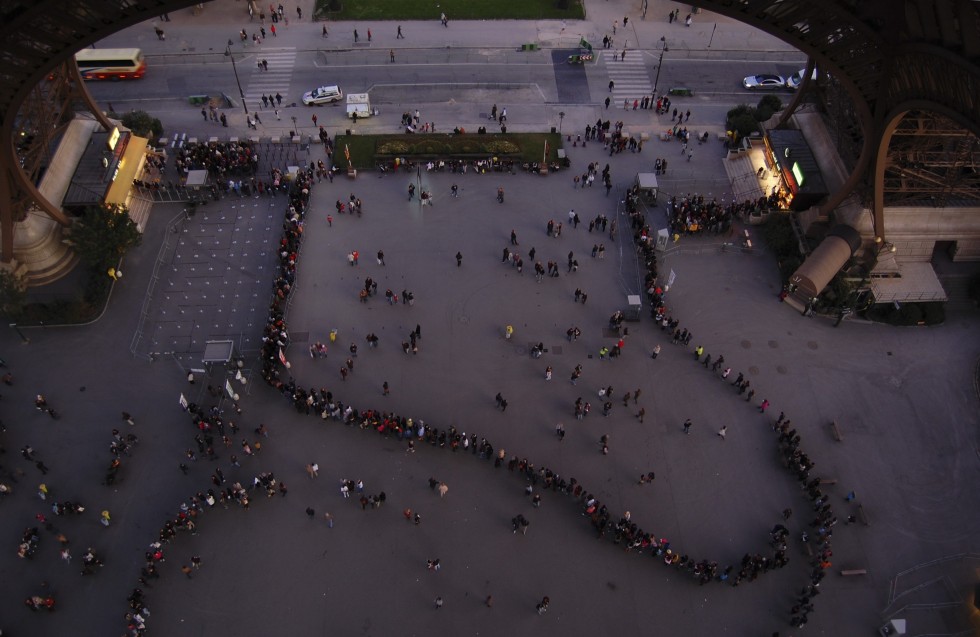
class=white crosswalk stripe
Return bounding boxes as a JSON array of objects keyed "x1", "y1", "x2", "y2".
[
  {"x1": 243, "y1": 48, "x2": 297, "y2": 107},
  {"x1": 601, "y1": 50, "x2": 653, "y2": 105}
]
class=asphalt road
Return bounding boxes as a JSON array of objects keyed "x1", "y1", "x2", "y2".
[{"x1": 88, "y1": 50, "x2": 805, "y2": 104}]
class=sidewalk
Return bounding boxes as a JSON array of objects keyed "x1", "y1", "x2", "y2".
[{"x1": 102, "y1": 0, "x2": 799, "y2": 58}]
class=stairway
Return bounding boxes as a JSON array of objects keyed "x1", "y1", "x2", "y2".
[
  {"x1": 127, "y1": 195, "x2": 154, "y2": 233},
  {"x1": 723, "y1": 152, "x2": 764, "y2": 202}
]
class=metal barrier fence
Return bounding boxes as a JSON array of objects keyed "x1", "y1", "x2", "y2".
[{"x1": 129, "y1": 208, "x2": 187, "y2": 360}]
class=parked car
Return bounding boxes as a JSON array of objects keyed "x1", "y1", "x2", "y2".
[
  {"x1": 742, "y1": 74, "x2": 786, "y2": 90},
  {"x1": 786, "y1": 68, "x2": 818, "y2": 90},
  {"x1": 302, "y1": 85, "x2": 344, "y2": 105}
]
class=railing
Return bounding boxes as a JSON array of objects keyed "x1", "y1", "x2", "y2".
[{"x1": 130, "y1": 208, "x2": 187, "y2": 360}]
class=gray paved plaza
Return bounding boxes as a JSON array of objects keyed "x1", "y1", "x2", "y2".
[
  {"x1": 1, "y1": 1, "x2": 979, "y2": 636},
  {"x1": 2, "y1": 137, "x2": 978, "y2": 636}
]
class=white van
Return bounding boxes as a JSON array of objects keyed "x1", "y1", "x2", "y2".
[
  {"x1": 346, "y1": 93, "x2": 372, "y2": 119},
  {"x1": 303, "y1": 85, "x2": 343, "y2": 105}
]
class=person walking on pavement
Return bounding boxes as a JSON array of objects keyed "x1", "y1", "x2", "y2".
[
  {"x1": 456, "y1": 252, "x2": 462, "y2": 267},
  {"x1": 717, "y1": 426, "x2": 727, "y2": 440},
  {"x1": 536, "y1": 596, "x2": 551, "y2": 614},
  {"x1": 683, "y1": 418, "x2": 692, "y2": 434}
]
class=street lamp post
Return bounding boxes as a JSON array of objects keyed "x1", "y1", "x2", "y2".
[
  {"x1": 224, "y1": 45, "x2": 248, "y2": 116},
  {"x1": 652, "y1": 37, "x2": 668, "y2": 98},
  {"x1": 558, "y1": 111, "x2": 565, "y2": 135},
  {"x1": 9, "y1": 323, "x2": 29, "y2": 344}
]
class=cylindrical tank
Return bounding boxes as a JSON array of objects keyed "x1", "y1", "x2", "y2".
[{"x1": 790, "y1": 224, "x2": 861, "y2": 298}]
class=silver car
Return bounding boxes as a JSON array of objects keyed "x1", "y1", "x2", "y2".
[{"x1": 742, "y1": 74, "x2": 786, "y2": 90}]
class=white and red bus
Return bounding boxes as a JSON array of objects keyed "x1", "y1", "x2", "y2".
[{"x1": 75, "y1": 48, "x2": 146, "y2": 80}]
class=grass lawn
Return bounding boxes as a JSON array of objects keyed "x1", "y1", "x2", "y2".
[
  {"x1": 334, "y1": 133, "x2": 562, "y2": 170},
  {"x1": 314, "y1": 0, "x2": 585, "y2": 21}
]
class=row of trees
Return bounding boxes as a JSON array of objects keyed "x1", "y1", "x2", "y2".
[{"x1": 726, "y1": 95, "x2": 783, "y2": 140}]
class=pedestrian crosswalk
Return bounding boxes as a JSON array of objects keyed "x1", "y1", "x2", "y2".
[
  {"x1": 602, "y1": 50, "x2": 652, "y2": 106},
  {"x1": 243, "y1": 47, "x2": 297, "y2": 109}
]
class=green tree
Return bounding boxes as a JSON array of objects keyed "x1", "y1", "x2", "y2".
[
  {"x1": 758, "y1": 94, "x2": 782, "y2": 113},
  {"x1": 64, "y1": 204, "x2": 142, "y2": 275},
  {"x1": 727, "y1": 104, "x2": 752, "y2": 121},
  {"x1": 109, "y1": 110, "x2": 163, "y2": 139},
  {"x1": 0, "y1": 268, "x2": 26, "y2": 318},
  {"x1": 729, "y1": 111, "x2": 760, "y2": 138}
]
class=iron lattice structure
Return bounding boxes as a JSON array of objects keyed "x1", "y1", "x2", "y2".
[
  {"x1": 878, "y1": 112, "x2": 980, "y2": 208},
  {"x1": 700, "y1": 0, "x2": 980, "y2": 241},
  {"x1": 0, "y1": 0, "x2": 204, "y2": 262},
  {"x1": 1, "y1": 0, "x2": 979, "y2": 260}
]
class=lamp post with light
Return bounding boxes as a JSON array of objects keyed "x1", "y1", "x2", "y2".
[
  {"x1": 652, "y1": 37, "x2": 668, "y2": 98},
  {"x1": 224, "y1": 43, "x2": 248, "y2": 117}
]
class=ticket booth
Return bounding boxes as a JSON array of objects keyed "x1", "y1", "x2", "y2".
[
  {"x1": 625, "y1": 294, "x2": 642, "y2": 320},
  {"x1": 634, "y1": 173, "x2": 659, "y2": 204}
]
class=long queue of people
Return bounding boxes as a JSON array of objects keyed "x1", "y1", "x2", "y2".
[
  {"x1": 638, "y1": 206, "x2": 836, "y2": 627},
  {"x1": 236, "y1": 178, "x2": 834, "y2": 625},
  {"x1": 119, "y1": 157, "x2": 316, "y2": 637},
  {"x1": 122, "y1": 176, "x2": 834, "y2": 633}
]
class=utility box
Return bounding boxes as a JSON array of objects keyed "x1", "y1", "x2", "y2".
[
  {"x1": 625, "y1": 295, "x2": 642, "y2": 321},
  {"x1": 634, "y1": 172, "x2": 659, "y2": 203}
]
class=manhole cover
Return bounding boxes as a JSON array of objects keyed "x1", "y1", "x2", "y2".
[
  {"x1": 748, "y1": 366, "x2": 760, "y2": 375},
  {"x1": 768, "y1": 340, "x2": 779, "y2": 348},
  {"x1": 776, "y1": 365, "x2": 788, "y2": 374},
  {"x1": 741, "y1": 340, "x2": 752, "y2": 349},
  {"x1": 458, "y1": 315, "x2": 469, "y2": 323},
  {"x1": 807, "y1": 341, "x2": 818, "y2": 350}
]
